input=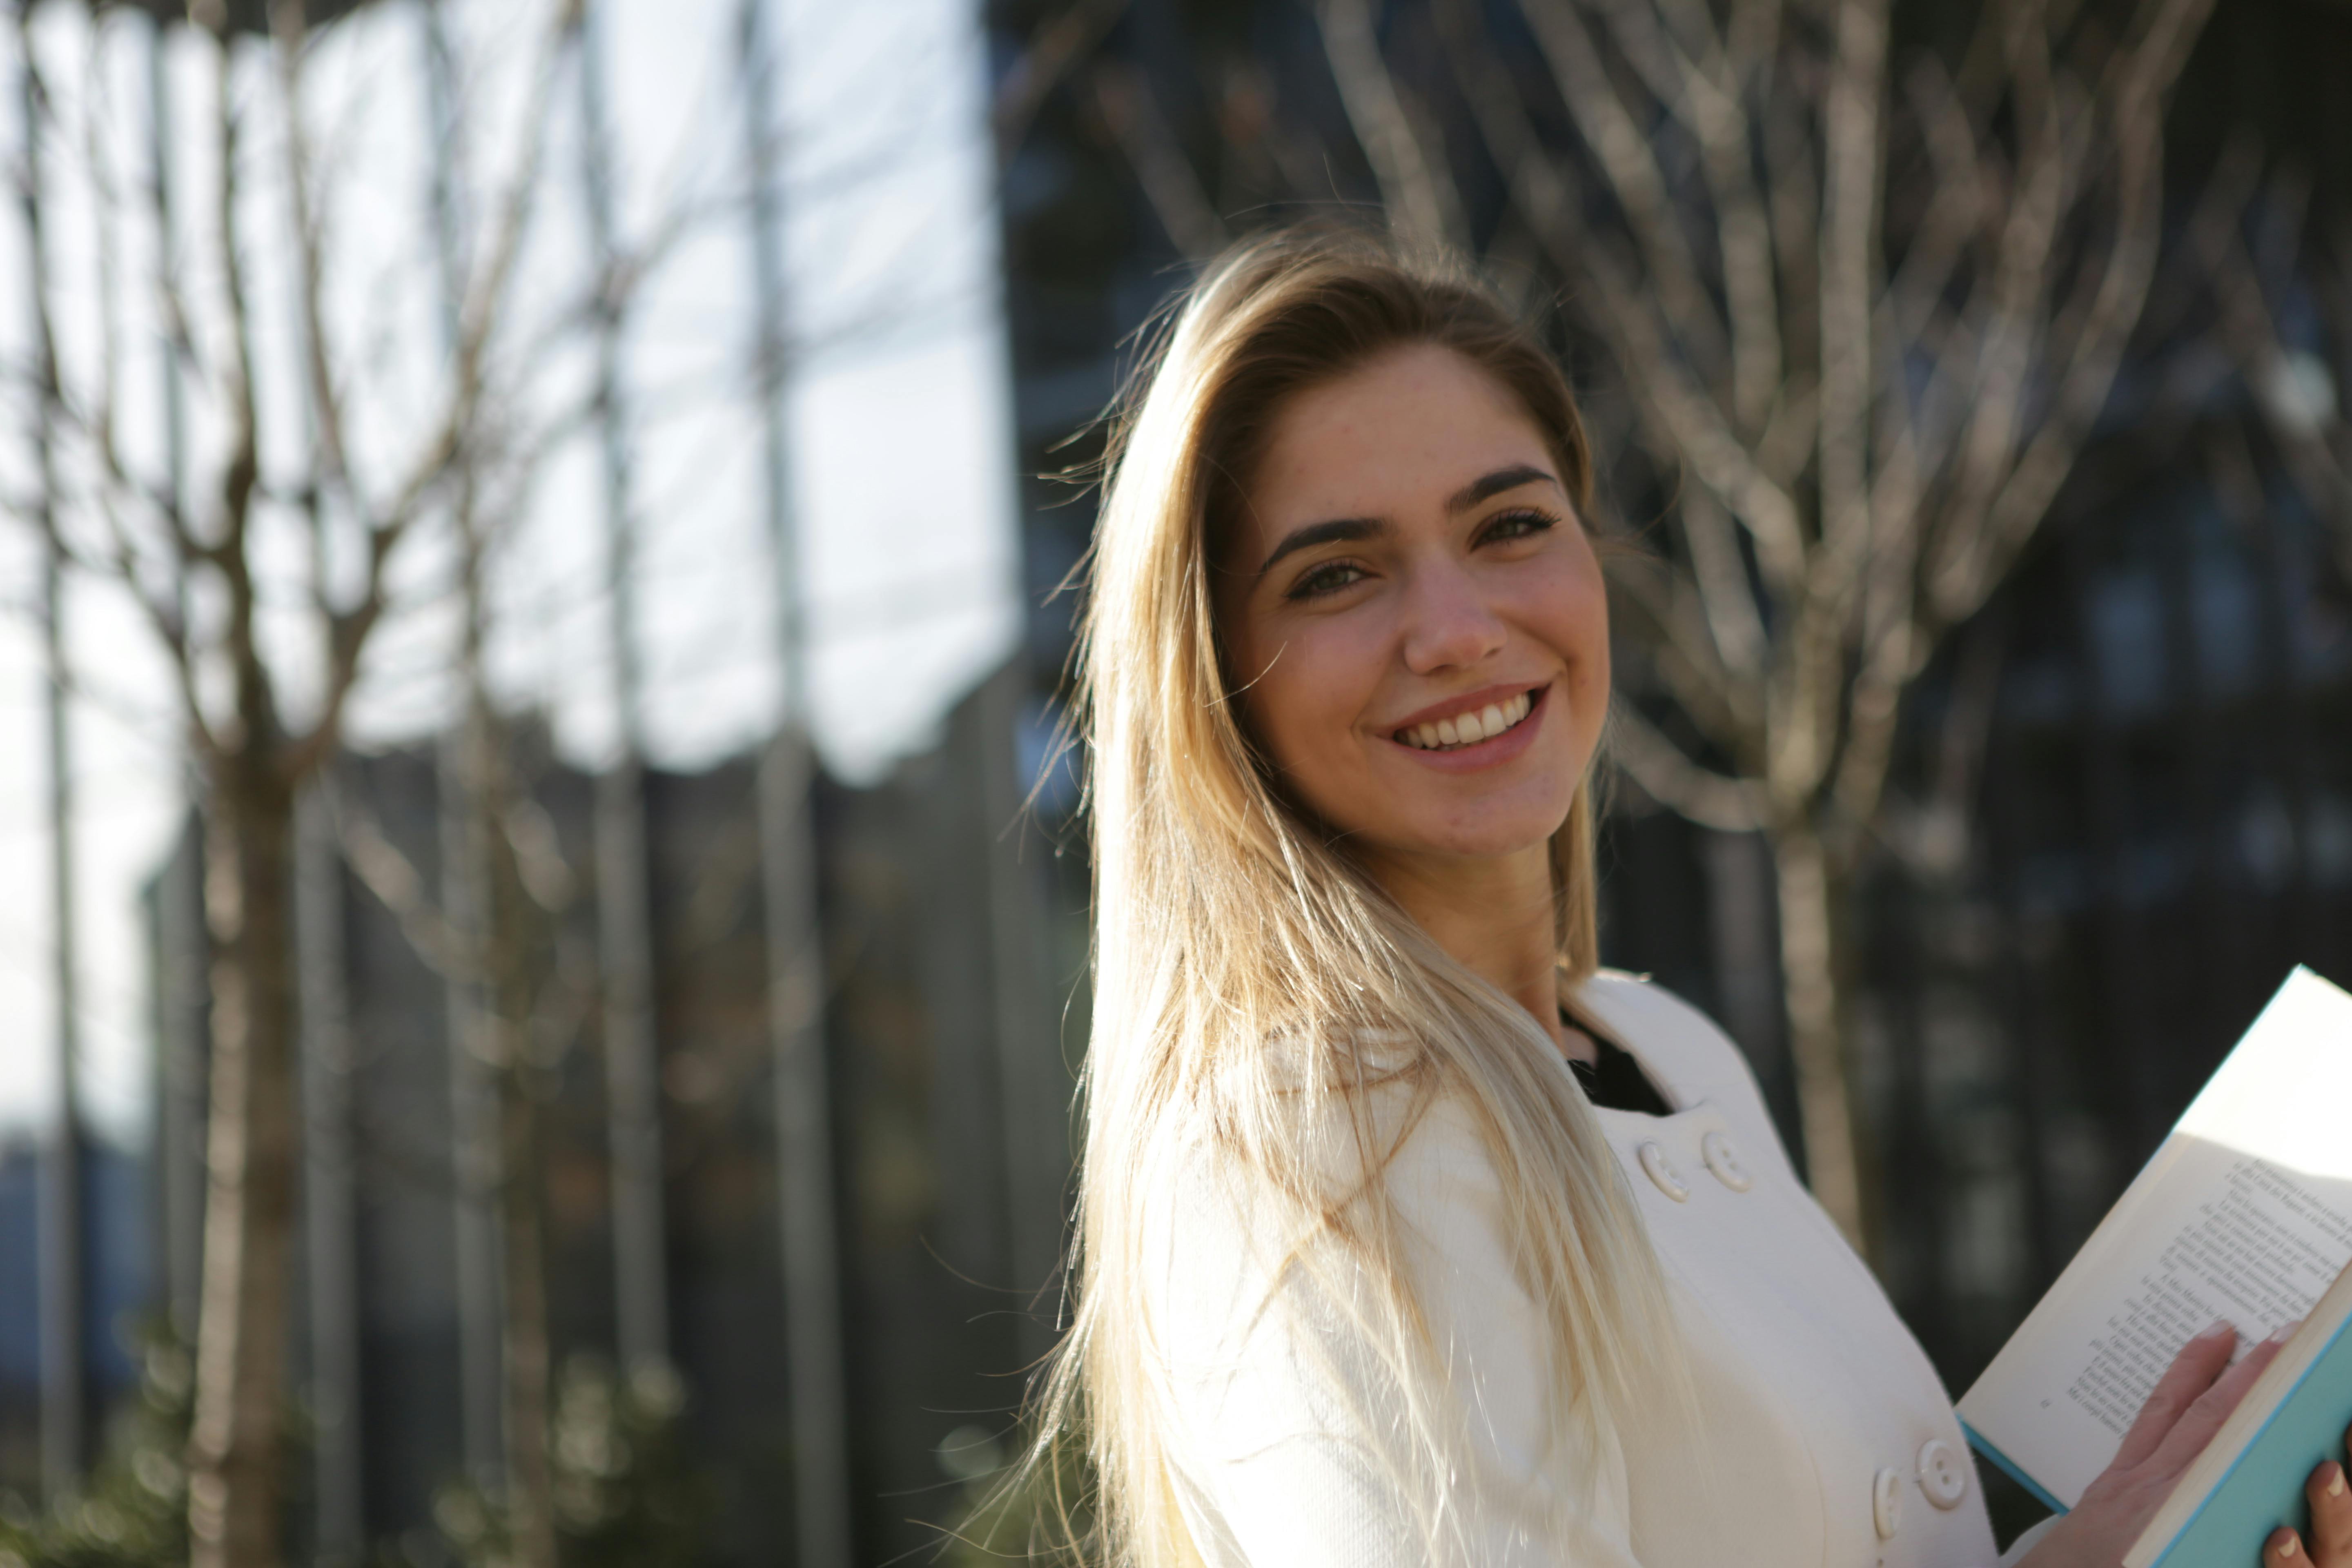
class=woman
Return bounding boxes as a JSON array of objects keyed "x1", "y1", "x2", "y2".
[{"x1": 1030, "y1": 227, "x2": 2348, "y2": 1567}]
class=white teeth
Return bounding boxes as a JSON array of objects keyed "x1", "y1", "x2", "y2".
[{"x1": 1400, "y1": 690, "x2": 1537, "y2": 750}]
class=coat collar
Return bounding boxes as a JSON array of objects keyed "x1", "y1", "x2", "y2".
[{"x1": 1562, "y1": 969, "x2": 1714, "y2": 1114}]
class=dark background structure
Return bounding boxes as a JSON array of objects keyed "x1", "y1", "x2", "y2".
[{"x1": 2, "y1": 672, "x2": 1071, "y2": 1567}]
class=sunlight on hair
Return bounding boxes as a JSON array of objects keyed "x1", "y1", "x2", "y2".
[{"x1": 1001, "y1": 225, "x2": 1693, "y2": 1568}]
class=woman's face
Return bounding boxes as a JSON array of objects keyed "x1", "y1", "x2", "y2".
[{"x1": 1218, "y1": 342, "x2": 1610, "y2": 874}]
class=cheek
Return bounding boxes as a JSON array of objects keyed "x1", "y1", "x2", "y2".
[
  {"x1": 1234, "y1": 619, "x2": 1384, "y2": 779},
  {"x1": 1565, "y1": 596, "x2": 1609, "y2": 691},
  {"x1": 1243, "y1": 640, "x2": 1347, "y2": 764},
  {"x1": 1527, "y1": 552, "x2": 1610, "y2": 677}
]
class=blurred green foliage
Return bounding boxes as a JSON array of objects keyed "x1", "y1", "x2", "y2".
[
  {"x1": 426, "y1": 1356, "x2": 712, "y2": 1568},
  {"x1": 0, "y1": 1341, "x2": 713, "y2": 1568},
  {"x1": 0, "y1": 1325, "x2": 194, "y2": 1568}
]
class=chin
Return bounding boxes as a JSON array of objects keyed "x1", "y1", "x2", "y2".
[
  {"x1": 1433, "y1": 831, "x2": 1563, "y2": 862},
  {"x1": 1297, "y1": 757, "x2": 1583, "y2": 865},
  {"x1": 1417, "y1": 784, "x2": 1577, "y2": 854},
  {"x1": 1385, "y1": 808, "x2": 1570, "y2": 863}
]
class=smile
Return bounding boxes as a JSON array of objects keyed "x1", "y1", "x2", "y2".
[{"x1": 1394, "y1": 688, "x2": 1539, "y2": 751}]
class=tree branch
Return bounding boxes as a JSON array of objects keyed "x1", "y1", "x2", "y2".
[
  {"x1": 1316, "y1": 0, "x2": 1463, "y2": 253},
  {"x1": 332, "y1": 791, "x2": 474, "y2": 984},
  {"x1": 1513, "y1": 0, "x2": 1733, "y2": 395},
  {"x1": 1608, "y1": 706, "x2": 1763, "y2": 832},
  {"x1": 1925, "y1": 0, "x2": 2216, "y2": 624},
  {"x1": 1091, "y1": 61, "x2": 1229, "y2": 264},
  {"x1": 284, "y1": 0, "x2": 588, "y2": 782},
  {"x1": 993, "y1": 0, "x2": 1133, "y2": 163},
  {"x1": 2192, "y1": 145, "x2": 2352, "y2": 586}
]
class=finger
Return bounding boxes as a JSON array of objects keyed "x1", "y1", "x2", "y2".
[
  {"x1": 2270, "y1": 1525, "x2": 2308, "y2": 1565},
  {"x1": 2309, "y1": 1459, "x2": 2352, "y2": 1563},
  {"x1": 2114, "y1": 1321, "x2": 2241, "y2": 1470},
  {"x1": 2145, "y1": 1332, "x2": 2288, "y2": 1477}
]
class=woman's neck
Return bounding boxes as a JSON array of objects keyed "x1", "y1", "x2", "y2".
[{"x1": 1361, "y1": 843, "x2": 1590, "y2": 1064}]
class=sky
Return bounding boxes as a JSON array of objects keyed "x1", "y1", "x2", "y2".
[{"x1": 0, "y1": 0, "x2": 1022, "y2": 1143}]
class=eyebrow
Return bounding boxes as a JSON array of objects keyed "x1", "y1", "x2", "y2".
[
  {"x1": 1445, "y1": 463, "x2": 1556, "y2": 514},
  {"x1": 1252, "y1": 465, "x2": 1560, "y2": 581},
  {"x1": 1254, "y1": 516, "x2": 1383, "y2": 580}
]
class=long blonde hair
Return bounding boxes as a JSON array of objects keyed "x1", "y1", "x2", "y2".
[{"x1": 1031, "y1": 228, "x2": 1677, "y2": 1566}]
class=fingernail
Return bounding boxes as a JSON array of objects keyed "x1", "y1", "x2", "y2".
[
  {"x1": 2282, "y1": 1537, "x2": 2301, "y2": 1558},
  {"x1": 2196, "y1": 1319, "x2": 2234, "y2": 1341},
  {"x1": 2330, "y1": 1469, "x2": 2346, "y2": 1499},
  {"x1": 2267, "y1": 1319, "x2": 2304, "y2": 1346}
]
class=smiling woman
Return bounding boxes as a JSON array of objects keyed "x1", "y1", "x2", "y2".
[
  {"x1": 1217, "y1": 345, "x2": 1610, "y2": 961},
  {"x1": 1016, "y1": 227, "x2": 2290, "y2": 1568}
]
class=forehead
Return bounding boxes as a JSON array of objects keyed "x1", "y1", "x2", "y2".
[{"x1": 1243, "y1": 343, "x2": 1555, "y2": 535}]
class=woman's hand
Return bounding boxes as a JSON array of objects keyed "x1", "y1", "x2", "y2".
[
  {"x1": 2015, "y1": 1319, "x2": 2287, "y2": 1567},
  {"x1": 2263, "y1": 1441, "x2": 2352, "y2": 1567}
]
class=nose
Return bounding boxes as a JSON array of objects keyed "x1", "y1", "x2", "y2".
[{"x1": 1398, "y1": 556, "x2": 1506, "y2": 675}]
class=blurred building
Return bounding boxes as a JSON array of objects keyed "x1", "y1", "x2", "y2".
[
  {"x1": 117, "y1": 666, "x2": 1067, "y2": 1566},
  {"x1": 984, "y1": 0, "x2": 2352, "y2": 1479},
  {"x1": 0, "y1": 1135, "x2": 147, "y2": 1497}
]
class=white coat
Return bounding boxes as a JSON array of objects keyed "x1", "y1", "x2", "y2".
[{"x1": 1143, "y1": 970, "x2": 2059, "y2": 1567}]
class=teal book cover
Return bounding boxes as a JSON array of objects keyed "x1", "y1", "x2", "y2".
[
  {"x1": 2143, "y1": 1315, "x2": 2352, "y2": 1566},
  {"x1": 1959, "y1": 1422, "x2": 2065, "y2": 1517}
]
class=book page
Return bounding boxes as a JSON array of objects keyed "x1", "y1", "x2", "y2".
[
  {"x1": 2065, "y1": 1155, "x2": 2352, "y2": 1441},
  {"x1": 1960, "y1": 969, "x2": 2352, "y2": 1507}
]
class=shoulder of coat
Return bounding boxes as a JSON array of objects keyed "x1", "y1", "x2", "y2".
[{"x1": 1576, "y1": 969, "x2": 1758, "y2": 1099}]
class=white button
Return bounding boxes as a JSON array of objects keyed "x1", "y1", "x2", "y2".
[
  {"x1": 1918, "y1": 1438, "x2": 1968, "y2": 1509},
  {"x1": 1637, "y1": 1140, "x2": 1688, "y2": 1200},
  {"x1": 1701, "y1": 1131, "x2": 1751, "y2": 1191},
  {"x1": 1872, "y1": 1466, "x2": 1904, "y2": 1539}
]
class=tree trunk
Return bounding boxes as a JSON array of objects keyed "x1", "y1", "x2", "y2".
[
  {"x1": 187, "y1": 753, "x2": 300, "y2": 1568},
  {"x1": 498, "y1": 1065, "x2": 557, "y2": 1568},
  {"x1": 482, "y1": 708, "x2": 558, "y2": 1568},
  {"x1": 1770, "y1": 821, "x2": 1875, "y2": 1258}
]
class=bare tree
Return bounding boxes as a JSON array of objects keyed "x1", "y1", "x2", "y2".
[
  {"x1": 7, "y1": 2, "x2": 583, "y2": 1560},
  {"x1": 19, "y1": 0, "x2": 85, "y2": 1503},
  {"x1": 1062, "y1": 0, "x2": 2215, "y2": 1252},
  {"x1": 2189, "y1": 136, "x2": 2352, "y2": 584},
  {"x1": 336, "y1": 503, "x2": 580, "y2": 1568},
  {"x1": 1, "y1": 0, "x2": 1005, "y2": 1557}
]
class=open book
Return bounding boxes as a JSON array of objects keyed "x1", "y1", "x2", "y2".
[{"x1": 1957, "y1": 967, "x2": 2352, "y2": 1568}]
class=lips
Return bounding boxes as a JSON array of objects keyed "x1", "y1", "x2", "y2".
[{"x1": 1394, "y1": 687, "x2": 1539, "y2": 751}]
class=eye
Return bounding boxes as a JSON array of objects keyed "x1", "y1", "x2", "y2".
[
  {"x1": 1477, "y1": 507, "x2": 1558, "y2": 546},
  {"x1": 1285, "y1": 559, "x2": 1368, "y2": 600}
]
